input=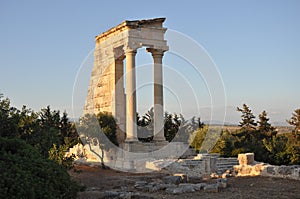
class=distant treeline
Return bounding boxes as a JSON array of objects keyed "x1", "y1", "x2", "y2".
[{"x1": 191, "y1": 104, "x2": 300, "y2": 165}]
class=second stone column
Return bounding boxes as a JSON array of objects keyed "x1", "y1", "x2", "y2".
[{"x1": 125, "y1": 49, "x2": 138, "y2": 142}]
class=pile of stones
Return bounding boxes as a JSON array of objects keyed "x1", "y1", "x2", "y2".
[
  {"x1": 85, "y1": 174, "x2": 229, "y2": 198},
  {"x1": 133, "y1": 175, "x2": 228, "y2": 194},
  {"x1": 134, "y1": 174, "x2": 227, "y2": 194}
]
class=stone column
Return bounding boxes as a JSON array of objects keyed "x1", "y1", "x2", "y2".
[
  {"x1": 147, "y1": 48, "x2": 166, "y2": 141},
  {"x1": 125, "y1": 49, "x2": 138, "y2": 142},
  {"x1": 114, "y1": 57, "x2": 126, "y2": 144}
]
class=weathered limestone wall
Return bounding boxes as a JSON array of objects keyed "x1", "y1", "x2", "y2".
[{"x1": 233, "y1": 153, "x2": 300, "y2": 180}]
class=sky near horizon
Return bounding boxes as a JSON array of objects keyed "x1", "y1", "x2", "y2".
[{"x1": 0, "y1": 0, "x2": 299, "y2": 125}]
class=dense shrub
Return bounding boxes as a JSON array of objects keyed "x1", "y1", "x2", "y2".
[
  {"x1": 97, "y1": 112, "x2": 118, "y2": 146},
  {"x1": 0, "y1": 137, "x2": 81, "y2": 198}
]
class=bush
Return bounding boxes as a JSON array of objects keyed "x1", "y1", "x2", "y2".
[
  {"x1": 0, "y1": 137, "x2": 81, "y2": 198},
  {"x1": 189, "y1": 126, "x2": 208, "y2": 153}
]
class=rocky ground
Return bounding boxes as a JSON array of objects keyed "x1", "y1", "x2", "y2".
[{"x1": 70, "y1": 165, "x2": 300, "y2": 199}]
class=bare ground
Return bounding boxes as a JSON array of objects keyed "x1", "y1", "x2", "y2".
[{"x1": 70, "y1": 165, "x2": 300, "y2": 199}]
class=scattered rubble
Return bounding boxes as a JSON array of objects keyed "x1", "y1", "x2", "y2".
[{"x1": 77, "y1": 152, "x2": 300, "y2": 198}]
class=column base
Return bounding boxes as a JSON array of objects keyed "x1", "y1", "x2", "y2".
[
  {"x1": 123, "y1": 140, "x2": 140, "y2": 152},
  {"x1": 124, "y1": 138, "x2": 139, "y2": 142},
  {"x1": 153, "y1": 137, "x2": 167, "y2": 142},
  {"x1": 151, "y1": 139, "x2": 168, "y2": 147}
]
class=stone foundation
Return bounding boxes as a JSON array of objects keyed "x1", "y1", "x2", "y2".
[{"x1": 67, "y1": 141, "x2": 190, "y2": 172}]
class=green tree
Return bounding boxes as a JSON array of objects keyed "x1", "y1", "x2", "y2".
[
  {"x1": 263, "y1": 135, "x2": 290, "y2": 165},
  {"x1": 137, "y1": 108, "x2": 154, "y2": 142},
  {"x1": 237, "y1": 104, "x2": 257, "y2": 130},
  {"x1": 32, "y1": 106, "x2": 61, "y2": 158},
  {"x1": 0, "y1": 137, "x2": 81, "y2": 198},
  {"x1": 0, "y1": 94, "x2": 20, "y2": 138},
  {"x1": 78, "y1": 113, "x2": 116, "y2": 168},
  {"x1": 258, "y1": 110, "x2": 276, "y2": 138},
  {"x1": 258, "y1": 111, "x2": 274, "y2": 132},
  {"x1": 211, "y1": 130, "x2": 240, "y2": 157},
  {"x1": 164, "y1": 112, "x2": 178, "y2": 142},
  {"x1": 287, "y1": 109, "x2": 300, "y2": 138},
  {"x1": 189, "y1": 125, "x2": 208, "y2": 153},
  {"x1": 1, "y1": 95, "x2": 79, "y2": 169},
  {"x1": 97, "y1": 112, "x2": 118, "y2": 146},
  {"x1": 18, "y1": 106, "x2": 39, "y2": 142}
]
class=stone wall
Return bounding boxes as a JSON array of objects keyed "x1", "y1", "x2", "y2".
[
  {"x1": 216, "y1": 157, "x2": 239, "y2": 174},
  {"x1": 162, "y1": 154, "x2": 239, "y2": 177},
  {"x1": 233, "y1": 153, "x2": 300, "y2": 180},
  {"x1": 261, "y1": 165, "x2": 300, "y2": 180}
]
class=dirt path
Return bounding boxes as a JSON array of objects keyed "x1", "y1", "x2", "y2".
[{"x1": 71, "y1": 165, "x2": 300, "y2": 199}]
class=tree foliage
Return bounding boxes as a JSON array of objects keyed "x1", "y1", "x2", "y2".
[
  {"x1": 0, "y1": 94, "x2": 82, "y2": 198},
  {"x1": 0, "y1": 137, "x2": 81, "y2": 198},
  {"x1": 136, "y1": 109, "x2": 202, "y2": 143},
  {"x1": 258, "y1": 110, "x2": 275, "y2": 133},
  {"x1": 189, "y1": 126, "x2": 208, "y2": 153},
  {"x1": 237, "y1": 104, "x2": 257, "y2": 130},
  {"x1": 210, "y1": 107, "x2": 300, "y2": 165},
  {"x1": 137, "y1": 108, "x2": 154, "y2": 142},
  {"x1": 287, "y1": 109, "x2": 300, "y2": 139},
  {"x1": 97, "y1": 112, "x2": 118, "y2": 146}
]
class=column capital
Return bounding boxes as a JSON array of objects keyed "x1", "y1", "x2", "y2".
[
  {"x1": 115, "y1": 59, "x2": 123, "y2": 67},
  {"x1": 146, "y1": 48, "x2": 165, "y2": 57},
  {"x1": 123, "y1": 47, "x2": 137, "y2": 55},
  {"x1": 115, "y1": 55, "x2": 125, "y2": 63}
]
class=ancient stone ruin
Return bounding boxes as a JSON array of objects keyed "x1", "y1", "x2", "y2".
[
  {"x1": 84, "y1": 18, "x2": 168, "y2": 144},
  {"x1": 79, "y1": 18, "x2": 190, "y2": 172}
]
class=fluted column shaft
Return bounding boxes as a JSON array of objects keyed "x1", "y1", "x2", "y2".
[
  {"x1": 147, "y1": 48, "x2": 165, "y2": 141},
  {"x1": 125, "y1": 50, "x2": 138, "y2": 142}
]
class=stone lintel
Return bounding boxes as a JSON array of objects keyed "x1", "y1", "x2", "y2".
[{"x1": 95, "y1": 17, "x2": 166, "y2": 42}]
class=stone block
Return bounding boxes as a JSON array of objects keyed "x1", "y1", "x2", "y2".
[
  {"x1": 134, "y1": 181, "x2": 147, "y2": 189},
  {"x1": 162, "y1": 176, "x2": 181, "y2": 185},
  {"x1": 222, "y1": 173, "x2": 231, "y2": 178},
  {"x1": 278, "y1": 166, "x2": 293, "y2": 175},
  {"x1": 165, "y1": 184, "x2": 197, "y2": 194},
  {"x1": 165, "y1": 187, "x2": 184, "y2": 194},
  {"x1": 178, "y1": 184, "x2": 196, "y2": 193},
  {"x1": 104, "y1": 190, "x2": 120, "y2": 198},
  {"x1": 238, "y1": 153, "x2": 255, "y2": 165},
  {"x1": 149, "y1": 183, "x2": 173, "y2": 192},
  {"x1": 193, "y1": 183, "x2": 207, "y2": 191},
  {"x1": 203, "y1": 184, "x2": 218, "y2": 192},
  {"x1": 217, "y1": 178, "x2": 228, "y2": 188},
  {"x1": 131, "y1": 193, "x2": 154, "y2": 199},
  {"x1": 187, "y1": 176, "x2": 203, "y2": 183},
  {"x1": 266, "y1": 166, "x2": 275, "y2": 175},
  {"x1": 173, "y1": 173, "x2": 188, "y2": 183},
  {"x1": 293, "y1": 168, "x2": 300, "y2": 179},
  {"x1": 210, "y1": 173, "x2": 219, "y2": 179}
]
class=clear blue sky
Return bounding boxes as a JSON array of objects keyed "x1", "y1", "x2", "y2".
[{"x1": 1, "y1": 0, "x2": 299, "y2": 124}]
